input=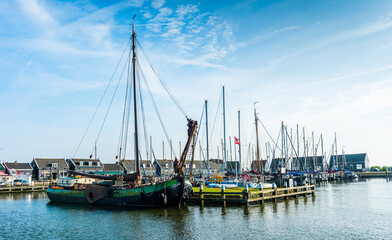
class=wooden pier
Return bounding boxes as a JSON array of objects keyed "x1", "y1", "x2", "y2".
[
  {"x1": 359, "y1": 171, "x2": 391, "y2": 178},
  {"x1": 0, "y1": 185, "x2": 48, "y2": 194},
  {"x1": 189, "y1": 185, "x2": 315, "y2": 207}
]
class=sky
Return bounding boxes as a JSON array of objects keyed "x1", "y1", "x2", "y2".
[{"x1": 1, "y1": 0, "x2": 392, "y2": 168}]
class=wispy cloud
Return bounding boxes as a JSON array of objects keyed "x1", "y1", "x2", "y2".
[
  {"x1": 268, "y1": 13, "x2": 392, "y2": 67},
  {"x1": 17, "y1": 0, "x2": 57, "y2": 26},
  {"x1": 235, "y1": 25, "x2": 300, "y2": 49},
  {"x1": 143, "y1": 3, "x2": 235, "y2": 68},
  {"x1": 151, "y1": 0, "x2": 165, "y2": 9},
  {"x1": 265, "y1": 64, "x2": 392, "y2": 97}
]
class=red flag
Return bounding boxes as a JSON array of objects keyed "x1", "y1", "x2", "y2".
[{"x1": 234, "y1": 137, "x2": 240, "y2": 145}]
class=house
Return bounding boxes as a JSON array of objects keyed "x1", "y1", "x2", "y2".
[
  {"x1": 31, "y1": 158, "x2": 69, "y2": 180},
  {"x1": 121, "y1": 159, "x2": 155, "y2": 176},
  {"x1": 66, "y1": 158, "x2": 104, "y2": 174},
  {"x1": 121, "y1": 159, "x2": 220, "y2": 177},
  {"x1": 226, "y1": 161, "x2": 241, "y2": 173},
  {"x1": 329, "y1": 153, "x2": 370, "y2": 171},
  {"x1": 268, "y1": 156, "x2": 326, "y2": 172},
  {"x1": 251, "y1": 159, "x2": 268, "y2": 172},
  {"x1": 3, "y1": 162, "x2": 33, "y2": 184},
  {"x1": 0, "y1": 163, "x2": 13, "y2": 184},
  {"x1": 102, "y1": 163, "x2": 124, "y2": 175}
]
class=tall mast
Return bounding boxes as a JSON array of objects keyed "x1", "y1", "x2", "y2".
[
  {"x1": 312, "y1": 131, "x2": 315, "y2": 171},
  {"x1": 303, "y1": 127, "x2": 305, "y2": 171},
  {"x1": 321, "y1": 134, "x2": 324, "y2": 171},
  {"x1": 205, "y1": 100, "x2": 210, "y2": 177},
  {"x1": 131, "y1": 17, "x2": 141, "y2": 179},
  {"x1": 238, "y1": 109, "x2": 241, "y2": 176},
  {"x1": 162, "y1": 141, "x2": 165, "y2": 179},
  {"x1": 296, "y1": 124, "x2": 299, "y2": 171},
  {"x1": 335, "y1": 132, "x2": 338, "y2": 170},
  {"x1": 281, "y1": 121, "x2": 284, "y2": 172},
  {"x1": 254, "y1": 102, "x2": 260, "y2": 173},
  {"x1": 222, "y1": 86, "x2": 227, "y2": 171}
]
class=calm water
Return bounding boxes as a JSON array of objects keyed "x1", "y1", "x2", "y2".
[{"x1": 0, "y1": 179, "x2": 391, "y2": 239}]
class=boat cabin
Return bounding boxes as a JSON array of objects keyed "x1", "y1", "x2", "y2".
[{"x1": 57, "y1": 177, "x2": 96, "y2": 188}]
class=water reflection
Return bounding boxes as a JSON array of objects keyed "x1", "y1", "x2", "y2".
[{"x1": 1, "y1": 179, "x2": 391, "y2": 239}]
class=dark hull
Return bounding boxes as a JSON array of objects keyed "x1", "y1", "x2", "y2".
[{"x1": 47, "y1": 178, "x2": 193, "y2": 208}]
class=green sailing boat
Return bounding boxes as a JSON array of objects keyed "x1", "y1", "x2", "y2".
[{"x1": 47, "y1": 18, "x2": 197, "y2": 208}]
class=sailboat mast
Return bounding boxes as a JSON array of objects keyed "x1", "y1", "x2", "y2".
[
  {"x1": 254, "y1": 102, "x2": 260, "y2": 173},
  {"x1": 223, "y1": 86, "x2": 227, "y2": 171},
  {"x1": 238, "y1": 109, "x2": 241, "y2": 176},
  {"x1": 131, "y1": 19, "x2": 141, "y2": 179},
  {"x1": 296, "y1": 124, "x2": 299, "y2": 171},
  {"x1": 205, "y1": 100, "x2": 210, "y2": 177}
]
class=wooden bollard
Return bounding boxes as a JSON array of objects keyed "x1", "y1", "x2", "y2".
[
  {"x1": 200, "y1": 185, "x2": 204, "y2": 207},
  {"x1": 243, "y1": 184, "x2": 249, "y2": 207},
  {"x1": 221, "y1": 185, "x2": 226, "y2": 207},
  {"x1": 260, "y1": 184, "x2": 264, "y2": 204},
  {"x1": 273, "y1": 183, "x2": 277, "y2": 202}
]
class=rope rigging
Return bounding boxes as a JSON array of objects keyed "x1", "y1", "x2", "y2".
[
  {"x1": 136, "y1": 39, "x2": 188, "y2": 118},
  {"x1": 91, "y1": 47, "x2": 131, "y2": 157},
  {"x1": 136, "y1": 59, "x2": 178, "y2": 160},
  {"x1": 117, "y1": 50, "x2": 133, "y2": 161},
  {"x1": 73, "y1": 39, "x2": 131, "y2": 158}
]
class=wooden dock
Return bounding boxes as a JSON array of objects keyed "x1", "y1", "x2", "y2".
[
  {"x1": 359, "y1": 171, "x2": 392, "y2": 178},
  {"x1": 0, "y1": 185, "x2": 48, "y2": 194},
  {"x1": 189, "y1": 185, "x2": 315, "y2": 207}
]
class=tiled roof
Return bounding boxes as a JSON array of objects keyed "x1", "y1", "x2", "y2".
[
  {"x1": 69, "y1": 158, "x2": 102, "y2": 163},
  {"x1": 3, "y1": 162, "x2": 33, "y2": 170},
  {"x1": 33, "y1": 158, "x2": 69, "y2": 169},
  {"x1": 103, "y1": 163, "x2": 124, "y2": 171}
]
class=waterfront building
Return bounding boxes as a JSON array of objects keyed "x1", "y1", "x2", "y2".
[
  {"x1": 66, "y1": 158, "x2": 104, "y2": 174},
  {"x1": 31, "y1": 158, "x2": 69, "y2": 180},
  {"x1": 226, "y1": 161, "x2": 241, "y2": 173},
  {"x1": 121, "y1": 159, "x2": 219, "y2": 177},
  {"x1": 121, "y1": 159, "x2": 155, "y2": 176},
  {"x1": 329, "y1": 153, "x2": 370, "y2": 171},
  {"x1": 102, "y1": 163, "x2": 124, "y2": 175},
  {"x1": 268, "y1": 156, "x2": 326, "y2": 172},
  {"x1": 0, "y1": 163, "x2": 13, "y2": 184},
  {"x1": 2, "y1": 162, "x2": 33, "y2": 184},
  {"x1": 251, "y1": 159, "x2": 267, "y2": 172}
]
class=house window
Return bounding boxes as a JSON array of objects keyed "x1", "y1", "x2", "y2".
[
  {"x1": 84, "y1": 161, "x2": 89, "y2": 166},
  {"x1": 92, "y1": 162, "x2": 97, "y2": 166},
  {"x1": 52, "y1": 163, "x2": 58, "y2": 168}
]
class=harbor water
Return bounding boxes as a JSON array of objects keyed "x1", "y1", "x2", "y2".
[{"x1": 0, "y1": 179, "x2": 391, "y2": 239}]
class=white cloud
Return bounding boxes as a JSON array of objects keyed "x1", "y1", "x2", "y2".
[
  {"x1": 151, "y1": 0, "x2": 165, "y2": 9},
  {"x1": 17, "y1": 0, "x2": 57, "y2": 26}
]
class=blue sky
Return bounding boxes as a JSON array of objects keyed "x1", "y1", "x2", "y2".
[{"x1": 1, "y1": 0, "x2": 392, "y2": 168}]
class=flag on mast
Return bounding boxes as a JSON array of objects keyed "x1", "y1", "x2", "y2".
[{"x1": 234, "y1": 137, "x2": 240, "y2": 145}]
